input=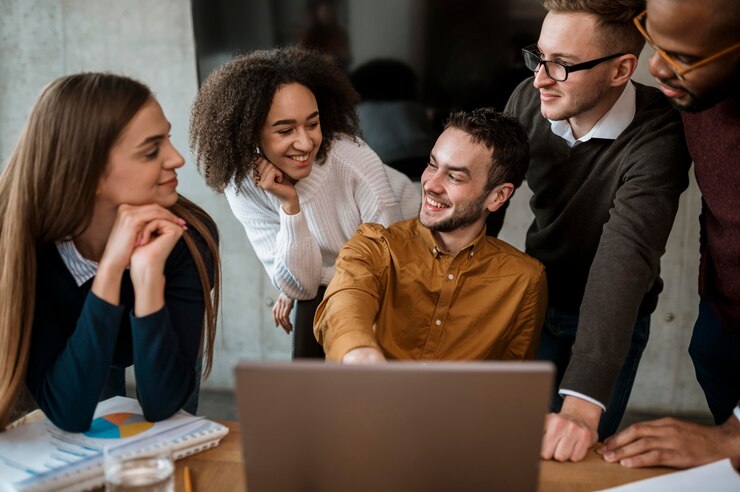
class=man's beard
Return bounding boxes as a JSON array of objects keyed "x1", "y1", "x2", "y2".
[
  {"x1": 422, "y1": 191, "x2": 488, "y2": 233},
  {"x1": 668, "y1": 76, "x2": 737, "y2": 113},
  {"x1": 668, "y1": 88, "x2": 714, "y2": 113},
  {"x1": 540, "y1": 77, "x2": 611, "y2": 122}
]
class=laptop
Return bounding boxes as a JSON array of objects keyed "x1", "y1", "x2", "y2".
[{"x1": 235, "y1": 361, "x2": 553, "y2": 492}]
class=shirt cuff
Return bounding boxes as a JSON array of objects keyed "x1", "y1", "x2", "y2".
[
  {"x1": 325, "y1": 330, "x2": 380, "y2": 362},
  {"x1": 130, "y1": 305, "x2": 167, "y2": 324},
  {"x1": 279, "y1": 204, "x2": 303, "y2": 220},
  {"x1": 558, "y1": 389, "x2": 606, "y2": 412},
  {"x1": 734, "y1": 405, "x2": 740, "y2": 423}
]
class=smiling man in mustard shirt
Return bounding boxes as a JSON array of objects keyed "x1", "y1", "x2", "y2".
[{"x1": 314, "y1": 108, "x2": 547, "y2": 364}]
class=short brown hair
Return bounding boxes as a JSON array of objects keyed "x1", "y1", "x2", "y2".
[
  {"x1": 444, "y1": 108, "x2": 530, "y2": 191},
  {"x1": 189, "y1": 47, "x2": 361, "y2": 192},
  {"x1": 543, "y1": 0, "x2": 646, "y2": 56}
]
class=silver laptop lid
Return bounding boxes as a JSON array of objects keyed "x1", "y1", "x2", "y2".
[{"x1": 235, "y1": 361, "x2": 553, "y2": 492}]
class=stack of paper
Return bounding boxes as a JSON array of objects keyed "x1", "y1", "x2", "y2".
[{"x1": 0, "y1": 397, "x2": 228, "y2": 492}]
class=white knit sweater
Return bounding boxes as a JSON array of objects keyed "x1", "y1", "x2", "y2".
[{"x1": 225, "y1": 136, "x2": 404, "y2": 300}]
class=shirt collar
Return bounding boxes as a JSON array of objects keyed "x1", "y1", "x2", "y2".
[
  {"x1": 415, "y1": 219, "x2": 488, "y2": 259},
  {"x1": 548, "y1": 81, "x2": 636, "y2": 147},
  {"x1": 55, "y1": 239, "x2": 99, "y2": 287}
]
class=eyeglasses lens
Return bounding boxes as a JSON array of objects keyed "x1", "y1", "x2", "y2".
[{"x1": 522, "y1": 50, "x2": 567, "y2": 81}]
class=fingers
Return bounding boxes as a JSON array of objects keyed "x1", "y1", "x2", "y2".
[
  {"x1": 599, "y1": 419, "x2": 690, "y2": 468},
  {"x1": 601, "y1": 435, "x2": 666, "y2": 464},
  {"x1": 272, "y1": 303, "x2": 292, "y2": 334},
  {"x1": 600, "y1": 419, "x2": 676, "y2": 453},
  {"x1": 279, "y1": 318, "x2": 293, "y2": 334},
  {"x1": 541, "y1": 412, "x2": 598, "y2": 462},
  {"x1": 116, "y1": 206, "x2": 186, "y2": 246},
  {"x1": 253, "y1": 160, "x2": 299, "y2": 213},
  {"x1": 600, "y1": 425, "x2": 641, "y2": 453},
  {"x1": 617, "y1": 449, "x2": 677, "y2": 468},
  {"x1": 570, "y1": 430, "x2": 593, "y2": 462},
  {"x1": 553, "y1": 436, "x2": 577, "y2": 463},
  {"x1": 272, "y1": 295, "x2": 294, "y2": 334},
  {"x1": 254, "y1": 159, "x2": 284, "y2": 190},
  {"x1": 101, "y1": 204, "x2": 186, "y2": 273},
  {"x1": 136, "y1": 218, "x2": 185, "y2": 246},
  {"x1": 117, "y1": 203, "x2": 186, "y2": 228},
  {"x1": 606, "y1": 438, "x2": 685, "y2": 468},
  {"x1": 540, "y1": 413, "x2": 559, "y2": 460}
]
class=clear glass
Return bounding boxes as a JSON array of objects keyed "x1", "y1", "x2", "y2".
[
  {"x1": 522, "y1": 49, "x2": 567, "y2": 81},
  {"x1": 104, "y1": 445, "x2": 174, "y2": 492}
]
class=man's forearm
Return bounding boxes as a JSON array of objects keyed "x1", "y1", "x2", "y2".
[{"x1": 314, "y1": 289, "x2": 380, "y2": 361}]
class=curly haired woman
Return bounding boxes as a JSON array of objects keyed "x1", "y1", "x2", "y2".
[{"x1": 190, "y1": 47, "x2": 412, "y2": 359}]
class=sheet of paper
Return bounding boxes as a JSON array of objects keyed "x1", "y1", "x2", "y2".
[
  {"x1": 0, "y1": 396, "x2": 202, "y2": 488},
  {"x1": 598, "y1": 459, "x2": 740, "y2": 491}
]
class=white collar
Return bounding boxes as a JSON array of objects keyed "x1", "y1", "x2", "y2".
[
  {"x1": 55, "y1": 240, "x2": 99, "y2": 287},
  {"x1": 549, "y1": 81, "x2": 636, "y2": 147}
]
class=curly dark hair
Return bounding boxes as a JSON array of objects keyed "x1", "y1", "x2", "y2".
[{"x1": 190, "y1": 47, "x2": 361, "y2": 192}]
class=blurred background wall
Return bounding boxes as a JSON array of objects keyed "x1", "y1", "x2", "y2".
[{"x1": 0, "y1": 0, "x2": 707, "y2": 417}]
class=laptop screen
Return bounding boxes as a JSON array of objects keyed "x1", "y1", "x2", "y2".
[{"x1": 235, "y1": 361, "x2": 553, "y2": 492}]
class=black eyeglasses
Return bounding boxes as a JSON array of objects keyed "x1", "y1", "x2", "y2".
[{"x1": 522, "y1": 44, "x2": 627, "y2": 82}]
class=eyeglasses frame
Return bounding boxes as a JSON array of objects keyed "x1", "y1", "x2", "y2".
[
  {"x1": 633, "y1": 10, "x2": 740, "y2": 81},
  {"x1": 521, "y1": 44, "x2": 628, "y2": 82}
]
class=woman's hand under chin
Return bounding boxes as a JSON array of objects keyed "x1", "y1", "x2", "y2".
[
  {"x1": 128, "y1": 211, "x2": 187, "y2": 317},
  {"x1": 129, "y1": 216, "x2": 185, "y2": 282},
  {"x1": 253, "y1": 157, "x2": 300, "y2": 215},
  {"x1": 93, "y1": 203, "x2": 186, "y2": 313}
]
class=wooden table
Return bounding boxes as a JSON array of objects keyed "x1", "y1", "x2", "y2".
[
  {"x1": 538, "y1": 451, "x2": 675, "y2": 491},
  {"x1": 171, "y1": 422, "x2": 676, "y2": 491}
]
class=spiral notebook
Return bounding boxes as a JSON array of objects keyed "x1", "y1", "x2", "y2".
[{"x1": 0, "y1": 396, "x2": 229, "y2": 492}]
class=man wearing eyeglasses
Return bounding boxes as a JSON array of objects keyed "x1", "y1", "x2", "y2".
[
  {"x1": 504, "y1": 0, "x2": 692, "y2": 463},
  {"x1": 599, "y1": 0, "x2": 740, "y2": 470}
]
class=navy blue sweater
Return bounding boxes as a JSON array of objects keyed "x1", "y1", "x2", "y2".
[{"x1": 26, "y1": 222, "x2": 215, "y2": 432}]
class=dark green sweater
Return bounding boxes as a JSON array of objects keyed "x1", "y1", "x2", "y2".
[{"x1": 505, "y1": 78, "x2": 692, "y2": 405}]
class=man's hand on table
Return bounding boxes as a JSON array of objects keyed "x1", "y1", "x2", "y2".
[
  {"x1": 541, "y1": 396, "x2": 601, "y2": 462},
  {"x1": 598, "y1": 415, "x2": 740, "y2": 469},
  {"x1": 341, "y1": 347, "x2": 386, "y2": 364}
]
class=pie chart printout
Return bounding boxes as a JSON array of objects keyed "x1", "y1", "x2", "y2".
[{"x1": 84, "y1": 413, "x2": 154, "y2": 439}]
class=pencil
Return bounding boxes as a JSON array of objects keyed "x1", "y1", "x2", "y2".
[{"x1": 184, "y1": 466, "x2": 193, "y2": 492}]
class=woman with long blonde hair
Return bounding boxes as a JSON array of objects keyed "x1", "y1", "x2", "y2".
[{"x1": 0, "y1": 73, "x2": 219, "y2": 432}]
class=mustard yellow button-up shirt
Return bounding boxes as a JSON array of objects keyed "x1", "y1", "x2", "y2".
[{"x1": 315, "y1": 218, "x2": 547, "y2": 361}]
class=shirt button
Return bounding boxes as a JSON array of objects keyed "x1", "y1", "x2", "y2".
[
  {"x1": 435, "y1": 319, "x2": 442, "y2": 326},
  {"x1": 447, "y1": 274, "x2": 454, "y2": 280}
]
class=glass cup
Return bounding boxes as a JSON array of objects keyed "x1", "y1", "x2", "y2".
[{"x1": 103, "y1": 445, "x2": 174, "y2": 492}]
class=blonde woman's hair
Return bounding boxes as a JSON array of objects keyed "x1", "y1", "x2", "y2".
[{"x1": 0, "y1": 73, "x2": 220, "y2": 430}]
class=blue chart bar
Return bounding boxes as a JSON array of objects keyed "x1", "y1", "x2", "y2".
[{"x1": 0, "y1": 454, "x2": 39, "y2": 475}]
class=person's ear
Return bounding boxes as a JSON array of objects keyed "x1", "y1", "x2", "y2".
[
  {"x1": 485, "y1": 183, "x2": 514, "y2": 213},
  {"x1": 612, "y1": 54, "x2": 637, "y2": 86}
]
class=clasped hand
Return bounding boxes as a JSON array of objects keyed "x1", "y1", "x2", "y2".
[
  {"x1": 100, "y1": 204, "x2": 187, "y2": 278},
  {"x1": 93, "y1": 204, "x2": 187, "y2": 316}
]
